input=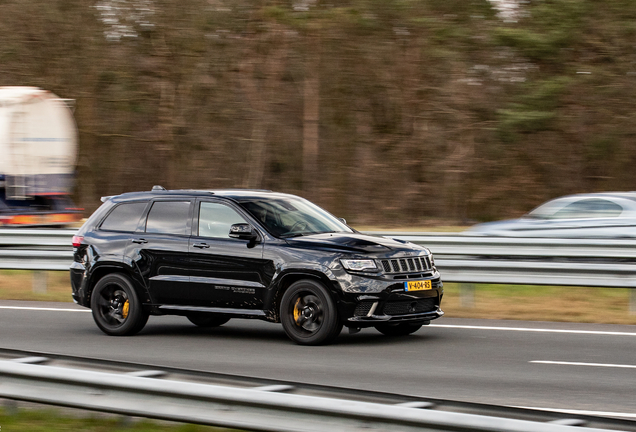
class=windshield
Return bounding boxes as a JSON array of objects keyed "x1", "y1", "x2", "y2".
[
  {"x1": 525, "y1": 200, "x2": 566, "y2": 219},
  {"x1": 238, "y1": 197, "x2": 354, "y2": 238}
]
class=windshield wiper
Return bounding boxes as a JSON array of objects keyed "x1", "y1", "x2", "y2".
[
  {"x1": 280, "y1": 231, "x2": 325, "y2": 238},
  {"x1": 280, "y1": 233, "x2": 306, "y2": 238}
]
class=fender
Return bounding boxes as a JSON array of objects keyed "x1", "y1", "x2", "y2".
[
  {"x1": 263, "y1": 264, "x2": 342, "y2": 317},
  {"x1": 84, "y1": 259, "x2": 151, "y2": 307}
]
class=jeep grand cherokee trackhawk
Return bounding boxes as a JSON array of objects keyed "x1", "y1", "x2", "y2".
[{"x1": 70, "y1": 187, "x2": 444, "y2": 345}]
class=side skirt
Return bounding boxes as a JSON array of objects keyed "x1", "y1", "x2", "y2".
[{"x1": 155, "y1": 305, "x2": 267, "y2": 320}]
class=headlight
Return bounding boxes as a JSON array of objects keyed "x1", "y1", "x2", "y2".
[
  {"x1": 429, "y1": 253, "x2": 435, "y2": 267},
  {"x1": 340, "y1": 259, "x2": 378, "y2": 271}
]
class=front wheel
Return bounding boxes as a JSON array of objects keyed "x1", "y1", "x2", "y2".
[
  {"x1": 280, "y1": 279, "x2": 342, "y2": 345},
  {"x1": 374, "y1": 322, "x2": 423, "y2": 337},
  {"x1": 90, "y1": 273, "x2": 148, "y2": 336},
  {"x1": 187, "y1": 314, "x2": 230, "y2": 327}
]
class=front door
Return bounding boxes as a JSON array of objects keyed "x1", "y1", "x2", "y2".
[{"x1": 187, "y1": 200, "x2": 272, "y2": 309}]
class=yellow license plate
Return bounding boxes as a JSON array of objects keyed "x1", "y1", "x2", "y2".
[{"x1": 405, "y1": 280, "x2": 432, "y2": 291}]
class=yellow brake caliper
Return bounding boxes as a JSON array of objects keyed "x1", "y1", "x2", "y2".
[
  {"x1": 122, "y1": 299, "x2": 130, "y2": 319},
  {"x1": 293, "y1": 298, "x2": 302, "y2": 324}
]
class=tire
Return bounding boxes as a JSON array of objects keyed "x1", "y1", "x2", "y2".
[
  {"x1": 280, "y1": 279, "x2": 342, "y2": 346},
  {"x1": 374, "y1": 322, "x2": 423, "y2": 337},
  {"x1": 187, "y1": 314, "x2": 230, "y2": 328},
  {"x1": 90, "y1": 273, "x2": 148, "y2": 336}
]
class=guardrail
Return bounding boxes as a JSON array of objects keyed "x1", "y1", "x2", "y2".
[
  {"x1": 1, "y1": 229, "x2": 636, "y2": 309},
  {"x1": 379, "y1": 233, "x2": 636, "y2": 288},
  {"x1": 0, "y1": 359, "x2": 621, "y2": 432}
]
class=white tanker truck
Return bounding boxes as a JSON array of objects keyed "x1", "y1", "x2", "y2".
[{"x1": 0, "y1": 87, "x2": 81, "y2": 226}]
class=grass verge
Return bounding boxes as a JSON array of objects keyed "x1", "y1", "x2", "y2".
[
  {"x1": 443, "y1": 282, "x2": 636, "y2": 325},
  {"x1": 0, "y1": 407, "x2": 236, "y2": 432},
  {"x1": 0, "y1": 270, "x2": 71, "y2": 302},
  {"x1": 1, "y1": 270, "x2": 635, "y2": 325}
]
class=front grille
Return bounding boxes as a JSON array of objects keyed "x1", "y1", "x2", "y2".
[
  {"x1": 382, "y1": 298, "x2": 437, "y2": 316},
  {"x1": 381, "y1": 260, "x2": 391, "y2": 272},
  {"x1": 381, "y1": 256, "x2": 431, "y2": 275},
  {"x1": 354, "y1": 301, "x2": 375, "y2": 317}
]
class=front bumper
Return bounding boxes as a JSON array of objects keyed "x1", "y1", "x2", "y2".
[
  {"x1": 348, "y1": 309, "x2": 444, "y2": 325},
  {"x1": 333, "y1": 272, "x2": 444, "y2": 328}
]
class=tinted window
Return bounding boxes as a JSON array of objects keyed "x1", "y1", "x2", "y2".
[
  {"x1": 239, "y1": 197, "x2": 352, "y2": 238},
  {"x1": 551, "y1": 199, "x2": 623, "y2": 219},
  {"x1": 145, "y1": 201, "x2": 190, "y2": 235},
  {"x1": 198, "y1": 202, "x2": 247, "y2": 238},
  {"x1": 100, "y1": 202, "x2": 147, "y2": 232}
]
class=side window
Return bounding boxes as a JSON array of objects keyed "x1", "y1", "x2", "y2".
[
  {"x1": 552, "y1": 199, "x2": 623, "y2": 219},
  {"x1": 100, "y1": 202, "x2": 147, "y2": 232},
  {"x1": 145, "y1": 201, "x2": 190, "y2": 235},
  {"x1": 198, "y1": 202, "x2": 247, "y2": 238}
]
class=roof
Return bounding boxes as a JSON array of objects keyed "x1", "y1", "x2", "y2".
[
  {"x1": 108, "y1": 188, "x2": 298, "y2": 203},
  {"x1": 558, "y1": 192, "x2": 636, "y2": 202},
  {"x1": 0, "y1": 87, "x2": 49, "y2": 106}
]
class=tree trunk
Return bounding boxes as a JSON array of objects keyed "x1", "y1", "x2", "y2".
[{"x1": 302, "y1": 32, "x2": 321, "y2": 199}]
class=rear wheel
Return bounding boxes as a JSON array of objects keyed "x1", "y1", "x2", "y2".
[
  {"x1": 280, "y1": 279, "x2": 342, "y2": 345},
  {"x1": 374, "y1": 322, "x2": 423, "y2": 337},
  {"x1": 90, "y1": 274, "x2": 148, "y2": 336},
  {"x1": 187, "y1": 314, "x2": 230, "y2": 327}
]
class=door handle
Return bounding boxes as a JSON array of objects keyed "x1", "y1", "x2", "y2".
[
  {"x1": 193, "y1": 242, "x2": 210, "y2": 249},
  {"x1": 132, "y1": 238, "x2": 148, "y2": 244}
]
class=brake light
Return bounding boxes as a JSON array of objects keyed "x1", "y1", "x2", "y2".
[{"x1": 72, "y1": 235, "x2": 84, "y2": 247}]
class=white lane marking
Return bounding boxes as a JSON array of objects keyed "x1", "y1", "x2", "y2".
[
  {"x1": 0, "y1": 305, "x2": 91, "y2": 313},
  {"x1": 0, "y1": 308, "x2": 632, "y2": 337},
  {"x1": 430, "y1": 324, "x2": 636, "y2": 337},
  {"x1": 531, "y1": 360, "x2": 636, "y2": 369},
  {"x1": 512, "y1": 406, "x2": 636, "y2": 419}
]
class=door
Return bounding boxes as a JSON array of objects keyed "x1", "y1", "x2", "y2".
[
  {"x1": 126, "y1": 199, "x2": 193, "y2": 305},
  {"x1": 187, "y1": 200, "x2": 271, "y2": 309}
]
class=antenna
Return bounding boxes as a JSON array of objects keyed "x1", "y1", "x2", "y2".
[{"x1": 151, "y1": 185, "x2": 167, "y2": 191}]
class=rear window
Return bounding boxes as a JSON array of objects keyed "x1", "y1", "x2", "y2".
[
  {"x1": 100, "y1": 202, "x2": 147, "y2": 232},
  {"x1": 145, "y1": 201, "x2": 191, "y2": 235}
]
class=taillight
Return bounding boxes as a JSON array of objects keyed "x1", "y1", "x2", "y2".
[{"x1": 72, "y1": 235, "x2": 84, "y2": 247}]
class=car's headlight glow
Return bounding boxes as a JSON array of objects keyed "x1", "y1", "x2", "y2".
[{"x1": 340, "y1": 259, "x2": 378, "y2": 271}]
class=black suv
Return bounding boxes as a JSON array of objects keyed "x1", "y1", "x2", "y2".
[{"x1": 71, "y1": 187, "x2": 444, "y2": 345}]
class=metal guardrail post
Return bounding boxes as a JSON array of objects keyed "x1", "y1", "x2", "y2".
[
  {"x1": 3, "y1": 398, "x2": 18, "y2": 415},
  {"x1": 630, "y1": 290, "x2": 636, "y2": 315},
  {"x1": 460, "y1": 283, "x2": 475, "y2": 308},
  {"x1": 32, "y1": 271, "x2": 47, "y2": 294}
]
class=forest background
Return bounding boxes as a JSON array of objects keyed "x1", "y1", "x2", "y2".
[{"x1": 1, "y1": 0, "x2": 635, "y2": 226}]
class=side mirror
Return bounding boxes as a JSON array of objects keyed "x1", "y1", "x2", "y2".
[
  {"x1": 338, "y1": 218, "x2": 347, "y2": 225},
  {"x1": 229, "y1": 223, "x2": 259, "y2": 241}
]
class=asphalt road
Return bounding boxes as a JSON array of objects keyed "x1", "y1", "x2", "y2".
[{"x1": 1, "y1": 300, "x2": 635, "y2": 418}]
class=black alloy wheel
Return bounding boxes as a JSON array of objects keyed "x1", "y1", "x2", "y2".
[
  {"x1": 90, "y1": 273, "x2": 148, "y2": 336},
  {"x1": 374, "y1": 322, "x2": 423, "y2": 336},
  {"x1": 280, "y1": 279, "x2": 342, "y2": 346},
  {"x1": 187, "y1": 314, "x2": 231, "y2": 327}
]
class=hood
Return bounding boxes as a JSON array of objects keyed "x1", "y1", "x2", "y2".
[{"x1": 284, "y1": 232, "x2": 423, "y2": 255}]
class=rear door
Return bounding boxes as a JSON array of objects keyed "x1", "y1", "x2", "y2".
[
  {"x1": 126, "y1": 199, "x2": 193, "y2": 305},
  {"x1": 187, "y1": 199, "x2": 271, "y2": 309}
]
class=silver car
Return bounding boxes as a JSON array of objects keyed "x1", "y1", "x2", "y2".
[{"x1": 465, "y1": 192, "x2": 636, "y2": 238}]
